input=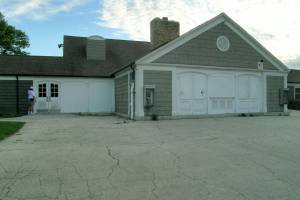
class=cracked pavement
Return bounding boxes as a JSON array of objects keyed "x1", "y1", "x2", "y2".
[{"x1": 1, "y1": 112, "x2": 300, "y2": 200}]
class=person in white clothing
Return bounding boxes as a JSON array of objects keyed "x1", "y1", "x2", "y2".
[{"x1": 27, "y1": 86, "x2": 36, "y2": 115}]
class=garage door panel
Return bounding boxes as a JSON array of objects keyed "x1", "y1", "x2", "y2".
[
  {"x1": 238, "y1": 76, "x2": 249, "y2": 99},
  {"x1": 208, "y1": 74, "x2": 235, "y2": 98},
  {"x1": 61, "y1": 82, "x2": 89, "y2": 113},
  {"x1": 178, "y1": 100, "x2": 192, "y2": 115},
  {"x1": 61, "y1": 80, "x2": 113, "y2": 113},
  {"x1": 207, "y1": 74, "x2": 235, "y2": 114},
  {"x1": 179, "y1": 73, "x2": 193, "y2": 99},
  {"x1": 178, "y1": 72, "x2": 207, "y2": 115},
  {"x1": 192, "y1": 99, "x2": 206, "y2": 114},
  {"x1": 89, "y1": 82, "x2": 113, "y2": 112},
  {"x1": 249, "y1": 76, "x2": 260, "y2": 99},
  {"x1": 237, "y1": 75, "x2": 262, "y2": 113},
  {"x1": 193, "y1": 73, "x2": 207, "y2": 99}
]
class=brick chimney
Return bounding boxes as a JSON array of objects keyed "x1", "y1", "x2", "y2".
[{"x1": 150, "y1": 17, "x2": 180, "y2": 49}]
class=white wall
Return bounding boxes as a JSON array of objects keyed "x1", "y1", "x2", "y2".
[{"x1": 19, "y1": 76, "x2": 115, "y2": 113}]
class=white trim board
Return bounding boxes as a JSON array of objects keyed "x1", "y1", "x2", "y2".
[
  {"x1": 0, "y1": 76, "x2": 17, "y2": 80},
  {"x1": 136, "y1": 13, "x2": 289, "y2": 72},
  {"x1": 138, "y1": 63, "x2": 289, "y2": 74}
]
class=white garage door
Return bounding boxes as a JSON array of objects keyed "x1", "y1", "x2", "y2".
[
  {"x1": 176, "y1": 71, "x2": 263, "y2": 115},
  {"x1": 237, "y1": 75, "x2": 262, "y2": 113},
  {"x1": 208, "y1": 74, "x2": 235, "y2": 114},
  {"x1": 177, "y1": 72, "x2": 207, "y2": 115},
  {"x1": 60, "y1": 80, "x2": 114, "y2": 113},
  {"x1": 61, "y1": 82, "x2": 89, "y2": 113}
]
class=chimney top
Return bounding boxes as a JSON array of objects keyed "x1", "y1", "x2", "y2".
[{"x1": 150, "y1": 17, "x2": 180, "y2": 49}]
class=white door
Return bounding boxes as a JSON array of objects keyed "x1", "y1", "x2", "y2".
[
  {"x1": 237, "y1": 75, "x2": 262, "y2": 113},
  {"x1": 36, "y1": 81, "x2": 60, "y2": 112},
  {"x1": 178, "y1": 72, "x2": 207, "y2": 115},
  {"x1": 207, "y1": 74, "x2": 235, "y2": 114}
]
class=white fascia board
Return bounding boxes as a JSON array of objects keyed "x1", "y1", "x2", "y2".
[
  {"x1": 136, "y1": 12, "x2": 289, "y2": 73},
  {"x1": 0, "y1": 76, "x2": 17, "y2": 80},
  {"x1": 136, "y1": 13, "x2": 226, "y2": 64},
  {"x1": 140, "y1": 62, "x2": 288, "y2": 74}
]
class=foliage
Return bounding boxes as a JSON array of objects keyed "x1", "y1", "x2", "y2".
[
  {"x1": 0, "y1": 12, "x2": 30, "y2": 55},
  {"x1": 0, "y1": 121, "x2": 25, "y2": 141}
]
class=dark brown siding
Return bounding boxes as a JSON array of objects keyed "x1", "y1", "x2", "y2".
[{"x1": 0, "y1": 80, "x2": 33, "y2": 116}]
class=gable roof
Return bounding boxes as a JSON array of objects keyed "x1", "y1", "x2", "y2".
[
  {"x1": 288, "y1": 69, "x2": 300, "y2": 83},
  {"x1": 136, "y1": 13, "x2": 289, "y2": 72},
  {"x1": 0, "y1": 36, "x2": 152, "y2": 77}
]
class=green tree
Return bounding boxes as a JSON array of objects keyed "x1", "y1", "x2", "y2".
[{"x1": 0, "y1": 12, "x2": 29, "y2": 55}]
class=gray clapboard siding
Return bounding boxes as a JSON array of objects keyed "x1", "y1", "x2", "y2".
[
  {"x1": 144, "y1": 70, "x2": 172, "y2": 116},
  {"x1": 0, "y1": 80, "x2": 33, "y2": 116},
  {"x1": 115, "y1": 75, "x2": 129, "y2": 115},
  {"x1": 288, "y1": 86, "x2": 295, "y2": 101},
  {"x1": 154, "y1": 23, "x2": 277, "y2": 70},
  {"x1": 267, "y1": 76, "x2": 284, "y2": 112}
]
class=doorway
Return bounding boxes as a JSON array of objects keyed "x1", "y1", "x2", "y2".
[{"x1": 36, "y1": 81, "x2": 60, "y2": 113}]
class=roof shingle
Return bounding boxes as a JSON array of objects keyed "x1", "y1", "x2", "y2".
[
  {"x1": 288, "y1": 69, "x2": 300, "y2": 83},
  {"x1": 0, "y1": 36, "x2": 152, "y2": 77}
]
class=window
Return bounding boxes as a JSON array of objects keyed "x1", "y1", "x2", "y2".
[
  {"x1": 38, "y1": 83, "x2": 46, "y2": 97},
  {"x1": 295, "y1": 88, "x2": 300, "y2": 100},
  {"x1": 51, "y1": 84, "x2": 59, "y2": 97}
]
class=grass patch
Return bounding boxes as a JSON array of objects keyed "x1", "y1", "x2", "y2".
[{"x1": 0, "y1": 121, "x2": 25, "y2": 141}]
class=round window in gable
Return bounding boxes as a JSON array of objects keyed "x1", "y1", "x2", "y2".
[{"x1": 216, "y1": 35, "x2": 230, "y2": 52}]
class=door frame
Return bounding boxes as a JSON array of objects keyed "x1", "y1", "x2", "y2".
[
  {"x1": 35, "y1": 81, "x2": 61, "y2": 113},
  {"x1": 236, "y1": 73, "x2": 263, "y2": 113}
]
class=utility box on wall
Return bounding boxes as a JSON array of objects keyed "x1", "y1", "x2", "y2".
[
  {"x1": 144, "y1": 85, "x2": 155, "y2": 108},
  {"x1": 279, "y1": 88, "x2": 289, "y2": 105}
]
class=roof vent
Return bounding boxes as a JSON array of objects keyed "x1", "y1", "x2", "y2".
[{"x1": 86, "y1": 35, "x2": 106, "y2": 61}]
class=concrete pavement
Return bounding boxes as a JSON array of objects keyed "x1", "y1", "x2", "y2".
[{"x1": 0, "y1": 113, "x2": 300, "y2": 200}]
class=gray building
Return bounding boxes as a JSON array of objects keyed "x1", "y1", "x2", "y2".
[
  {"x1": 0, "y1": 13, "x2": 289, "y2": 119},
  {"x1": 287, "y1": 70, "x2": 300, "y2": 109}
]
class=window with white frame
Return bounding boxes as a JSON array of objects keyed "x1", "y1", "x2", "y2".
[{"x1": 295, "y1": 88, "x2": 300, "y2": 100}]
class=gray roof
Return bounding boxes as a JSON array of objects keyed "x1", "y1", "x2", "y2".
[
  {"x1": 0, "y1": 36, "x2": 152, "y2": 77},
  {"x1": 288, "y1": 69, "x2": 300, "y2": 83}
]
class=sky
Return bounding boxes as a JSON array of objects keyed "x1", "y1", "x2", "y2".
[{"x1": 0, "y1": 0, "x2": 300, "y2": 69}]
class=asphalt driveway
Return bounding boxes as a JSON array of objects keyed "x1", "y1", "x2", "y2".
[{"x1": 1, "y1": 113, "x2": 300, "y2": 200}]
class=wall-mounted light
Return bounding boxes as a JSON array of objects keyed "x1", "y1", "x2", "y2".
[
  {"x1": 258, "y1": 59, "x2": 264, "y2": 70},
  {"x1": 58, "y1": 44, "x2": 64, "y2": 49}
]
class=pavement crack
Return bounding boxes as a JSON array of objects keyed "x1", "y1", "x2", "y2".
[
  {"x1": 0, "y1": 163, "x2": 8, "y2": 174},
  {"x1": 86, "y1": 180, "x2": 94, "y2": 199},
  {"x1": 0, "y1": 164, "x2": 28, "y2": 199},
  {"x1": 151, "y1": 172, "x2": 159, "y2": 199},
  {"x1": 55, "y1": 168, "x2": 63, "y2": 199},
  {"x1": 72, "y1": 165, "x2": 84, "y2": 180},
  {"x1": 228, "y1": 186, "x2": 251, "y2": 200},
  {"x1": 72, "y1": 164, "x2": 97, "y2": 199},
  {"x1": 105, "y1": 145, "x2": 120, "y2": 178},
  {"x1": 38, "y1": 174, "x2": 46, "y2": 197},
  {"x1": 105, "y1": 145, "x2": 121, "y2": 199},
  {"x1": 253, "y1": 160, "x2": 300, "y2": 189},
  {"x1": 64, "y1": 192, "x2": 69, "y2": 200}
]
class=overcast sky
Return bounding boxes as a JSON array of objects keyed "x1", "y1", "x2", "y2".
[{"x1": 0, "y1": 0, "x2": 299, "y2": 69}]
